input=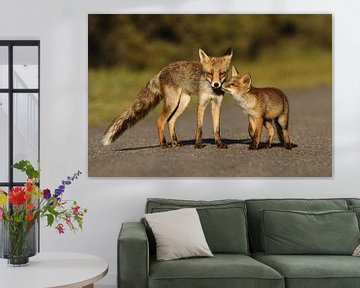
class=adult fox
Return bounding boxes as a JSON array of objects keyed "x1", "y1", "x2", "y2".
[
  {"x1": 102, "y1": 48, "x2": 233, "y2": 149},
  {"x1": 222, "y1": 66, "x2": 292, "y2": 150}
]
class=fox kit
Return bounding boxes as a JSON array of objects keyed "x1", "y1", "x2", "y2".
[
  {"x1": 101, "y1": 48, "x2": 233, "y2": 149},
  {"x1": 222, "y1": 66, "x2": 292, "y2": 150}
]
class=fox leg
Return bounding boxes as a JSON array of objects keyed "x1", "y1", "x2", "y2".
[
  {"x1": 195, "y1": 96, "x2": 210, "y2": 149},
  {"x1": 157, "y1": 102, "x2": 172, "y2": 148},
  {"x1": 277, "y1": 113, "x2": 292, "y2": 150},
  {"x1": 249, "y1": 117, "x2": 263, "y2": 150},
  {"x1": 248, "y1": 115, "x2": 256, "y2": 139},
  {"x1": 168, "y1": 93, "x2": 191, "y2": 147},
  {"x1": 157, "y1": 87, "x2": 182, "y2": 148},
  {"x1": 275, "y1": 121, "x2": 284, "y2": 145},
  {"x1": 211, "y1": 96, "x2": 227, "y2": 149},
  {"x1": 264, "y1": 120, "x2": 275, "y2": 149}
]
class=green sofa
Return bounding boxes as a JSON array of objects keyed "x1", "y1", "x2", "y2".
[{"x1": 118, "y1": 198, "x2": 360, "y2": 288}]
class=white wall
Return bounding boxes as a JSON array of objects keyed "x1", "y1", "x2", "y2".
[{"x1": 1, "y1": 0, "x2": 360, "y2": 285}]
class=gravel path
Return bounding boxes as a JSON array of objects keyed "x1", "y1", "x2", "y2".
[{"x1": 88, "y1": 87, "x2": 332, "y2": 177}]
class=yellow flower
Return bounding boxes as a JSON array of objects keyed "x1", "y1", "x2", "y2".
[{"x1": 0, "y1": 190, "x2": 7, "y2": 206}]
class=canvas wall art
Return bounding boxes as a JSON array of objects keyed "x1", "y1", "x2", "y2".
[{"x1": 88, "y1": 14, "x2": 332, "y2": 177}]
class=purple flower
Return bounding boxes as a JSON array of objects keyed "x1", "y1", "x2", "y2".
[
  {"x1": 54, "y1": 189, "x2": 63, "y2": 198},
  {"x1": 54, "y1": 171, "x2": 82, "y2": 199},
  {"x1": 43, "y1": 189, "x2": 51, "y2": 200}
]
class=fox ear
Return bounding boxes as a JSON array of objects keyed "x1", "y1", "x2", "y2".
[
  {"x1": 199, "y1": 49, "x2": 210, "y2": 63},
  {"x1": 223, "y1": 47, "x2": 233, "y2": 58},
  {"x1": 242, "y1": 73, "x2": 252, "y2": 87},
  {"x1": 232, "y1": 66, "x2": 239, "y2": 77}
]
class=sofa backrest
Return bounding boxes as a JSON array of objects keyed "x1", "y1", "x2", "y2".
[
  {"x1": 145, "y1": 198, "x2": 249, "y2": 255},
  {"x1": 348, "y1": 198, "x2": 360, "y2": 207},
  {"x1": 347, "y1": 198, "x2": 360, "y2": 229},
  {"x1": 245, "y1": 198, "x2": 349, "y2": 252}
]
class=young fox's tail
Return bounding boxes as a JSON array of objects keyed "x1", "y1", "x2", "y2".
[{"x1": 101, "y1": 75, "x2": 163, "y2": 146}]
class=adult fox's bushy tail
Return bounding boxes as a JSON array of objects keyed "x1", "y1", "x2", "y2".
[{"x1": 101, "y1": 75, "x2": 163, "y2": 146}]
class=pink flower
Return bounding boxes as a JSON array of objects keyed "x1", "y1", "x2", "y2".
[
  {"x1": 0, "y1": 208, "x2": 3, "y2": 220},
  {"x1": 56, "y1": 223, "x2": 65, "y2": 234},
  {"x1": 72, "y1": 205, "x2": 80, "y2": 215},
  {"x1": 65, "y1": 214, "x2": 71, "y2": 225}
]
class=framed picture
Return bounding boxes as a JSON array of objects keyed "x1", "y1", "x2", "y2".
[{"x1": 88, "y1": 14, "x2": 332, "y2": 177}]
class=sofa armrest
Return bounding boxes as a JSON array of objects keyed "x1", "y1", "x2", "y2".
[{"x1": 118, "y1": 222, "x2": 149, "y2": 288}]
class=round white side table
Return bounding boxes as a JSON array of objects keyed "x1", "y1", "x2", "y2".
[{"x1": 0, "y1": 252, "x2": 108, "y2": 288}]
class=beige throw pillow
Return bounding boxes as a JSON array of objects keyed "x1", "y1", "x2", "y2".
[
  {"x1": 145, "y1": 208, "x2": 213, "y2": 261},
  {"x1": 353, "y1": 244, "x2": 360, "y2": 256}
]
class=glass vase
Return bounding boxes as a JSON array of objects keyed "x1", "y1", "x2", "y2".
[{"x1": 0, "y1": 220, "x2": 37, "y2": 266}]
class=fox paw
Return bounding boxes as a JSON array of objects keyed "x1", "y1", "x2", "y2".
[
  {"x1": 284, "y1": 143, "x2": 292, "y2": 150},
  {"x1": 216, "y1": 142, "x2": 228, "y2": 149},
  {"x1": 248, "y1": 143, "x2": 258, "y2": 150},
  {"x1": 265, "y1": 142, "x2": 272, "y2": 149},
  {"x1": 160, "y1": 142, "x2": 172, "y2": 149},
  {"x1": 172, "y1": 141, "x2": 183, "y2": 147},
  {"x1": 194, "y1": 143, "x2": 206, "y2": 149}
]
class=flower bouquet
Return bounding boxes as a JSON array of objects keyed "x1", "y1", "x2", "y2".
[{"x1": 0, "y1": 160, "x2": 87, "y2": 266}]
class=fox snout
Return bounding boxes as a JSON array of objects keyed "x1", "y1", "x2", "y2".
[
  {"x1": 221, "y1": 80, "x2": 234, "y2": 93},
  {"x1": 212, "y1": 82, "x2": 221, "y2": 89},
  {"x1": 221, "y1": 84, "x2": 230, "y2": 92}
]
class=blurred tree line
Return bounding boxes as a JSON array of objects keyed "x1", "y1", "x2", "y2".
[{"x1": 89, "y1": 14, "x2": 331, "y2": 69}]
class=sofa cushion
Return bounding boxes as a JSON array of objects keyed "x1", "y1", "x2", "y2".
[
  {"x1": 149, "y1": 254, "x2": 284, "y2": 288},
  {"x1": 145, "y1": 208, "x2": 213, "y2": 261},
  {"x1": 146, "y1": 198, "x2": 248, "y2": 254},
  {"x1": 252, "y1": 252, "x2": 360, "y2": 288},
  {"x1": 246, "y1": 198, "x2": 349, "y2": 252},
  {"x1": 261, "y1": 209, "x2": 359, "y2": 255}
]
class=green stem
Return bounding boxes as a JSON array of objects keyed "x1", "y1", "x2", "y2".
[{"x1": 8, "y1": 222, "x2": 30, "y2": 259}]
